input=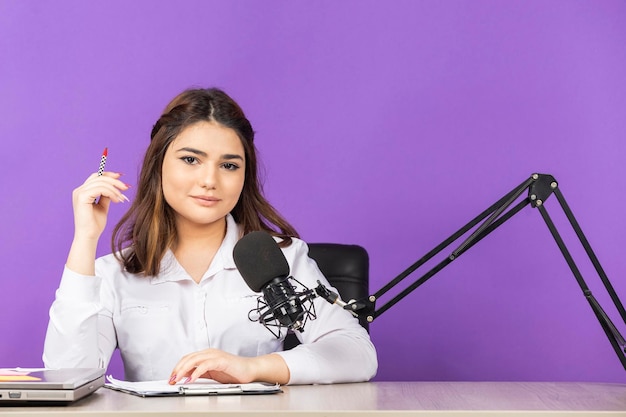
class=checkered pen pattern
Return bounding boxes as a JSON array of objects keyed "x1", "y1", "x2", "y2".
[{"x1": 97, "y1": 148, "x2": 108, "y2": 176}]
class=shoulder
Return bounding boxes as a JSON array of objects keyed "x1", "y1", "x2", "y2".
[
  {"x1": 95, "y1": 253, "x2": 123, "y2": 270},
  {"x1": 276, "y1": 236, "x2": 310, "y2": 260},
  {"x1": 276, "y1": 237, "x2": 325, "y2": 285},
  {"x1": 94, "y1": 251, "x2": 136, "y2": 280}
]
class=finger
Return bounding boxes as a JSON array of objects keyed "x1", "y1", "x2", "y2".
[
  {"x1": 75, "y1": 177, "x2": 130, "y2": 204},
  {"x1": 82, "y1": 172, "x2": 128, "y2": 189},
  {"x1": 97, "y1": 173, "x2": 131, "y2": 202},
  {"x1": 99, "y1": 171, "x2": 122, "y2": 178},
  {"x1": 170, "y1": 351, "x2": 220, "y2": 384},
  {"x1": 83, "y1": 171, "x2": 122, "y2": 182},
  {"x1": 76, "y1": 186, "x2": 128, "y2": 205},
  {"x1": 188, "y1": 361, "x2": 213, "y2": 383},
  {"x1": 188, "y1": 353, "x2": 240, "y2": 383},
  {"x1": 95, "y1": 194, "x2": 112, "y2": 211},
  {"x1": 169, "y1": 353, "x2": 201, "y2": 384}
]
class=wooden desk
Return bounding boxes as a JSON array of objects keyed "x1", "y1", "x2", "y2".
[{"x1": 2, "y1": 381, "x2": 626, "y2": 416}]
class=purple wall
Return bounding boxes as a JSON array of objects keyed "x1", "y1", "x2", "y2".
[{"x1": 1, "y1": 0, "x2": 626, "y2": 382}]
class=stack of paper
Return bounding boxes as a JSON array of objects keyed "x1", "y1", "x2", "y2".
[{"x1": 105, "y1": 375, "x2": 281, "y2": 397}]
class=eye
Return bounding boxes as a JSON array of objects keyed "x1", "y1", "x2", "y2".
[
  {"x1": 222, "y1": 162, "x2": 240, "y2": 171},
  {"x1": 180, "y1": 156, "x2": 198, "y2": 165}
]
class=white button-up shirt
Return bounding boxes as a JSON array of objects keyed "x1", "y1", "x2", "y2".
[{"x1": 43, "y1": 214, "x2": 377, "y2": 384}]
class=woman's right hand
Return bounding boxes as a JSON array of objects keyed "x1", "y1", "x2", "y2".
[
  {"x1": 71, "y1": 171, "x2": 130, "y2": 242},
  {"x1": 65, "y1": 172, "x2": 130, "y2": 276}
]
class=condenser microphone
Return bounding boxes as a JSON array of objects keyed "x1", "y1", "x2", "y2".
[{"x1": 233, "y1": 231, "x2": 316, "y2": 337}]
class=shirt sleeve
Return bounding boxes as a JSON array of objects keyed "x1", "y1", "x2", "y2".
[
  {"x1": 42, "y1": 265, "x2": 116, "y2": 370},
  {"x1": 273, "y1": 240, "x2": 378, "y2": 384}
]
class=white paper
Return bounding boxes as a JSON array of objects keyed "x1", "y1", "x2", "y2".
[
  {"x1": 1, "y1": 367, "x2": 52, "y2": 373},
  {"x1": 105, "y1": 375, "x2": 280, "y2": 396}
]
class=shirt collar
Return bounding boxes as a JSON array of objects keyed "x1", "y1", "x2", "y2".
[
  {"x1": 150, "y1": 214, "x2": 241, "y2": 285},
  {"x1": 210, "y1": 213, "x2": 240, "y2": 272}
]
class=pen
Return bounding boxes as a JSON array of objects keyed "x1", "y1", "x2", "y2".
[
  {"x1": 93, "y1": 148, "x2": 108, "y2": 204},
  {"x1": 97, "y1": 147, "x2": 108, "y2": 176}
]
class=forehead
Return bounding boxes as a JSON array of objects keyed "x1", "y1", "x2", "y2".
[{"x1": 170, "y1": 121, "x2": 244, "y2": 153}]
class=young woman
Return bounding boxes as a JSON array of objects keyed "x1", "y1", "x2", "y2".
[{"x1": 43, "y1": 88, "x2": 377, "y2": 385}]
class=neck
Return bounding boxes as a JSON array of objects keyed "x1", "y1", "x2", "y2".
[
  {"x1": 171, "y1": 216, "x2": 228, "y2": 283},
  {"x1": 173, "y1": 216, "x2": 227, "y2": 252}
]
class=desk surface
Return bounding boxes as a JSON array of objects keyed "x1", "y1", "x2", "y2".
[{"x1": 2, "y1": 381, "x2": 626, "y2": 416}]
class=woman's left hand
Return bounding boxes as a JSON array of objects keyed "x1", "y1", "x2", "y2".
[{"x1": 169, "y1": 349, "x2": 289, "y2": 385}]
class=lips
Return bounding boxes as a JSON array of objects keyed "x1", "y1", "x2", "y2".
[{"x1": 191, "y1": 195, "x2": 221, "y2": 206}]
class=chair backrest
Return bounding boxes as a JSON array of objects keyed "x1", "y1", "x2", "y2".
[{"x1": 283, "y1": 243, "x2": 370, "y2": 350}]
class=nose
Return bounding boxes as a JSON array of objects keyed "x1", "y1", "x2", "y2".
[{"x1": 199, "y1": 165, "x2": 217, "y2": 190}]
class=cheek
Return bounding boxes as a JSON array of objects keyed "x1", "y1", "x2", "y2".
[
  {"x1": 161, "y1": 168, "x2": 188, "y2": 202},
  {"x1": 161, "y1": 180, "x2": 174, "y2": 205},
  {"x1": 232, "y1": 175, "x2": 246, "y2": 197},
  {"x1": 221, "y1": 169, "x2": 245, "y2": 194},
  {"x1": 221, "y1": 176, "x2": 245, "y2": 209}
]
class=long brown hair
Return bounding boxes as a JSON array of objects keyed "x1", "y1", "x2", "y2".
[{"x1": 112, "y1": 88, "x2": 298, "y2": 276}]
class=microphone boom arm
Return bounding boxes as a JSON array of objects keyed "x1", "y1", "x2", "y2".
[{"x1": 335, "y1": 173, "x2": 626, "y2": 370}]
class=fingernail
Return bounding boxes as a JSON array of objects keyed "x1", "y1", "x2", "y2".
[
  {"x1": 120, "y1": 194, "x2": 130, "y2": 203},
  {"x1": 182, "y1": 377, "x2": 191, "y2": 384},
  {"x1": 168, "y1": 375, "x2": 176, "y2": 385}
]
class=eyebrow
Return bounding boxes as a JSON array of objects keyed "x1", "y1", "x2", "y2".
[{"x1": 175, "y1": 147, "x2": 244, "y2": 161}]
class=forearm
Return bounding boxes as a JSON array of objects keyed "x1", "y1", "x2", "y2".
[
  {"x1": 43, "y1": 267, "x2": 114, "y2": 369},
  {"x1": 67, "y1": 171, "x2": 130, "y2": 275},
  {"x1": 66, "y1": 236, "x2": 99, "y2": 276},
  {"x1": 276, "y1": 331, "x2": 378, "y2": 385},
  {"x1": 43, "y1": 307, "x2": 102, "y2": 369},
  {"x1": 251, "y1": 353, "x2": 290, "y2": 385}
]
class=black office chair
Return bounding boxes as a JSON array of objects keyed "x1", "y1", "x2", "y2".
[{"x1": 283, "y1": 243, "x2": 370, "y2": 350}]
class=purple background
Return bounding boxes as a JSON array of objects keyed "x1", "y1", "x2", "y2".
[{"x1": 1, "y1": 1, "x2": 626, "y2": 383}]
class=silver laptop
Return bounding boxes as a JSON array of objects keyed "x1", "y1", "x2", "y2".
[{"x1": 0, "y1": 368, "x2": 105, "y2": 404}]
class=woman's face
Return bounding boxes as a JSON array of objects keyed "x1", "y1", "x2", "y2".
[{"x1": 161, "y1": 121, "x2": 245, "y2": 231}]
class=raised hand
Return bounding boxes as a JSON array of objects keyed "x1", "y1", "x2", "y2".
[
  {"x1": 71, "y1": 172, "x2": 130, "y2": 240},
  {"x1": 66, "y1": 172, "x2": 130, "y2": 276}
]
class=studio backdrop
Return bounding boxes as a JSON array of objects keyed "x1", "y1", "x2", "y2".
[{"x1": 1, "y1": 0, "x2": 625, "y2": 382}]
